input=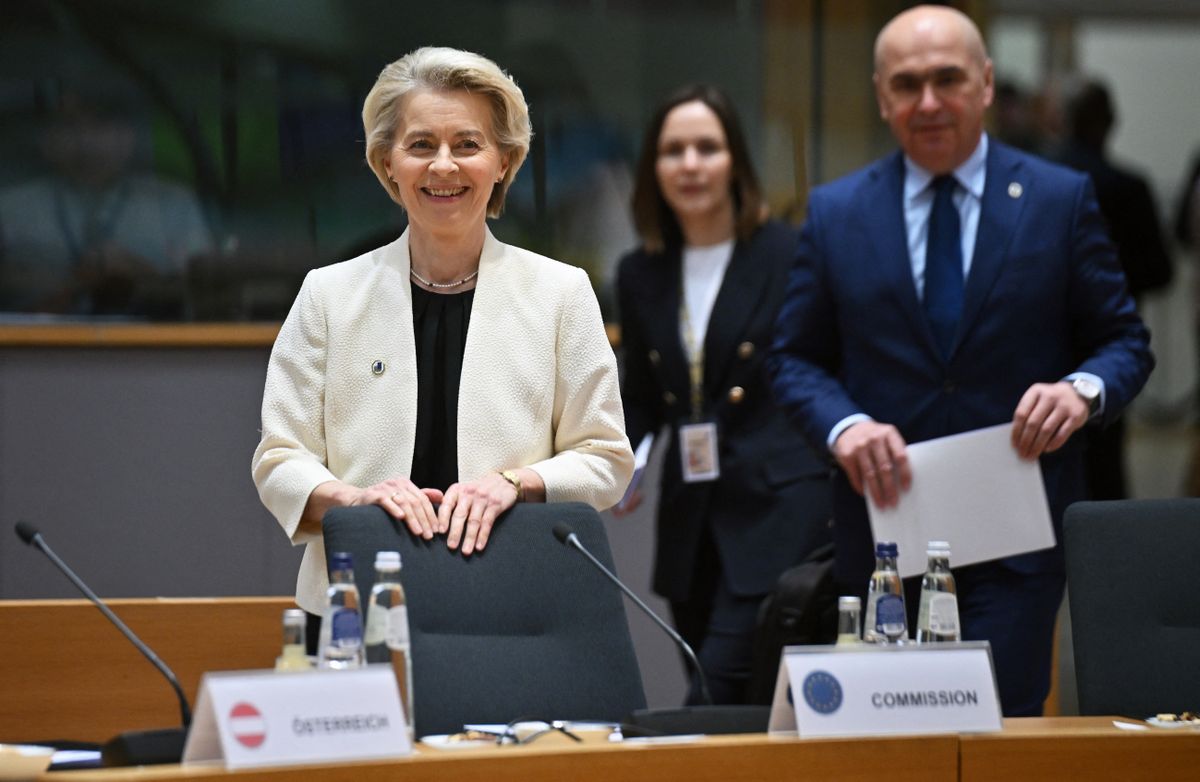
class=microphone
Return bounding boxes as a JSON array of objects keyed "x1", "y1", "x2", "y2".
[
  {"x1": 552, "y1": 522, "x2": 713, "y2": 705},
  {"x1": 15, "y1": 521, "x2": 191, "y2": 766}
]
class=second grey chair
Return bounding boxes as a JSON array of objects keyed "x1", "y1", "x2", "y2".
[{"x1": 1064, "y1": 498, "x2": 1200, "y2": 717}]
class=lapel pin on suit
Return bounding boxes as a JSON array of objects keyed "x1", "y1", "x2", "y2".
[
  {"x1": 1007, "y1": 182, "x2": 1023, "y2": 199},
  {"x1": 371, "y1": 359, "x2": 386, "y2": 376}
]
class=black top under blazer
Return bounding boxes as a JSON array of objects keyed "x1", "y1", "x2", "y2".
[{"x1": 617, "y1": 219, "x2": 832, "y2": 603}]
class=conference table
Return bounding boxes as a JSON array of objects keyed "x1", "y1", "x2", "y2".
[
  {"x1": 4, "y1": 599, "x2": 1197, "y2": 781},
  {"x1": 33, "y1": 718, "x2": 1200, "y2": 782}
]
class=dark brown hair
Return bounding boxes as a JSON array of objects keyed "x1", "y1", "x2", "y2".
[{"x1": 631, "y1": 84, "x2": 767, "y2": 253}]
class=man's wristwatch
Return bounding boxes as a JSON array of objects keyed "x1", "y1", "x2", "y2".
[
  {"x1": 1070, "y1": 376, "x2": 1101, "y2": 419},
  {"x1": 499, "y1": 469, "x2": 523, "y2": 501}
]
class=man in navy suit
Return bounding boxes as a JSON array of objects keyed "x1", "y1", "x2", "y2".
[{"x1": 768, "y1": 5, "x2": 1153, "y2": 716}]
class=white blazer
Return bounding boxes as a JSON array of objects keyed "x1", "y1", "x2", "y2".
[{"x1": 252, "y1": 228, "x2": 633, "y2": 611}]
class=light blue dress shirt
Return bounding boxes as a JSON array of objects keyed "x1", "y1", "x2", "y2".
[{"x1": 904, "y1": 134, "x2": 988, "y2": 299}]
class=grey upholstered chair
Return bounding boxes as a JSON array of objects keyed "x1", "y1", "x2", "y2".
[
  {"x1": 1064, "y1": 498, "x2": 1200, "y2": 716},
  {"x1": 322, "y1": 502, "x2": 646, "y2": 736}
]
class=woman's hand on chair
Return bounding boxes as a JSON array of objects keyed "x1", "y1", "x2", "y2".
[
  {"x1": 438, "y1": 473, "x2": 520, "y2": 555},
  {"x1": 353, "y1": 477, "x2": 442, "y2": 540}
]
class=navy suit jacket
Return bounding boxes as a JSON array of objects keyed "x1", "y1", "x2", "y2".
[
  {"x1": 618, "y1": 220, "x2": 832, "y2": 603},
  {"x1": 768, "y1": 141, "x2": 1153, "y2": 589}
]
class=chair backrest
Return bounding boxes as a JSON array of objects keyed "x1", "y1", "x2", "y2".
[
  {"x1": 322, "y1": 502, "x2": 646, "y2": 735},
  {"x1": 1064, "y1": 498, "x2": 1200, "y2": 716}
]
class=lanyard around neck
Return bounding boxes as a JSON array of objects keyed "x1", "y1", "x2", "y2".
[{"x1": 679, "y1": 287, "x2": 704, "y2": 423}]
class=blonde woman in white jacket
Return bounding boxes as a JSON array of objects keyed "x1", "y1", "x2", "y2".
[{"x1": 252, "y1": 47, "x2": 633, "y2": 619}]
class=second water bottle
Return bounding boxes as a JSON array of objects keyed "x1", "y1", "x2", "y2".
[
  {"x1": 364, "y1": 550, "x2": 415, "y2": 736},
  {"x1": 916, "y1": 540, "x2": 961, "y2": 643}
]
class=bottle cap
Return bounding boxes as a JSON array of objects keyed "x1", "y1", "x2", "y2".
[
  {"x1": 875, "y1": 541, "x2": 898, "y2": 557},
  {"x1": 330, "y1": 551, "x2": 353, "y2": 571},
  {"x1": 282, "y1": 608, "x2": 305, "y2": 623},
  {"x1": 374, "y1": 550, "x2": 401, "y2": 569},
  {"x1": 927, "y1": 540, "x2": 951, "y2": 555},
  {"x1": 838, "y1": 596, "x2": 861, "y2": 610}
]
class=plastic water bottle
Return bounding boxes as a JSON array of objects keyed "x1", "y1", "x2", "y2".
[
  {"x1": 836, "y1": 596, "x2": 862, "y2": 645},
  {"x1": 863, "y1": 541, "x2": 907, "y2": 643},
  {"x1": 275, "y1": 608, "x2": 314, "y2": 672},
  {"x1": 364, "y1": 551, "x2": 414, "y2": 736},
  {"x1": 916, "y1": 541, "x2": 961, "y2": 643},
  {"x1": 318, "y1": 551, "x2": 364, "y2": 669}
]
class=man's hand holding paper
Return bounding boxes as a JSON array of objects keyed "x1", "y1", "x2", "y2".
[{"x1": 833, "y1": 420, "x2": 912, "y2": 508}]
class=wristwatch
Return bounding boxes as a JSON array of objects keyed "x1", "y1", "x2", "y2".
[
  {"x1": 499, "y1": 469, "x2": 523, "y2": 501},
  {"x1": 1070, "y1": 376, "x2": 1101, "y2": 419}
]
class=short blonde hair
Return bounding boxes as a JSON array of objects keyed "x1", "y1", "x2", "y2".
[{"x1": 362, "y1": 47, "x2": 531, "y2": 218}]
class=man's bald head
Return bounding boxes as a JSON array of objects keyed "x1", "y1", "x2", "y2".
[
  {"x1": 875, "y1": 5, "x2": 988, "y2": 76},
  {"x1": 873, "y1": 4, "x2": 994, "y2": 174}
]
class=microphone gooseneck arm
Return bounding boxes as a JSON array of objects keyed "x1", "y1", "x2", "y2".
[
  {"x1": 15, "y1": 523, "x2": 193, "y2": 728},
  {"x1": 553, "y1": 524, "x2": 713, "y2": 706}
]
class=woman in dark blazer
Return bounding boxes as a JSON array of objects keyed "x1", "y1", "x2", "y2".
[{"x1": 616, "y1": 84, "x2": 831, "y2": 705}]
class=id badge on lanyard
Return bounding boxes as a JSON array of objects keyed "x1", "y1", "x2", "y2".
[{"x1": 679, "y1": 421, "x2": 719, "y2": 482}]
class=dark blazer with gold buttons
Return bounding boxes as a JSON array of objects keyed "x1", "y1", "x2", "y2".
[{"x1": 616, "y1": 219, "x2": 832, "y2": 603}]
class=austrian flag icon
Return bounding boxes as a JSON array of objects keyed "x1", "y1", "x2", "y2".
[{"x1": 228, "y1": 702, "x2": 267, "y2": 749}]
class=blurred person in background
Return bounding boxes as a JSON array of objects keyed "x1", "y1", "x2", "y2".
[
  {"x1": 616, "y1": 84, "x2": 831, "y2": 705},
  {"x1": 0, "y1": 79, "x2": 211, "y2": 317},
  {"x1": 1053, "y1": 78, "x2": 1172, "y2": 302},
  {"x1": 991, "y1": 80, "x2": 1043, "y2": 154},
  {"x1": 253, "y1": 47, "x2": 633, "y2": 641},
  {"x1": 1175, "y1": 153, "x2": 1200, "y2": 253},
  {"x1": 1175, "y1": 152, "x2": 1200, "y2": 495},
  {"x1": 1052, "y1": 77, "x2": 1173, "y2": 500}
]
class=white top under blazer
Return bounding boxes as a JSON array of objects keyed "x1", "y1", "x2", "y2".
[{"x1": 252, "y1": 228, "x2": 634, "y2": 612}]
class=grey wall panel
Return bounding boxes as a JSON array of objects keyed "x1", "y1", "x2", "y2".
[
  {"x1": 600, "y1": 434, "x2": 688, "y2": 709},
  {"x1": 0, "y1": 347, "x2": 302, "y2": 600},
  {"x1": 0, "y1": 346, "x2": 686, "y2": 707}
]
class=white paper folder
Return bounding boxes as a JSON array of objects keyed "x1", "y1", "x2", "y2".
[{"x1": 866, "y1": 423, "x2": 1056, "y2": 577}]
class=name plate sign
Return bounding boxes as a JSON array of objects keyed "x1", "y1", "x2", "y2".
[
  {"x1": 768, "y1": 642, "x2": 1002, "y2": 738},
  {"x1": 183, "y1": 665, "x2": 411, "y2": 769}
]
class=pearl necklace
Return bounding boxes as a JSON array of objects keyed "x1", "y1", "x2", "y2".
[{"x1": 409, "y1": 266, "x2": 479, "y2": 289}]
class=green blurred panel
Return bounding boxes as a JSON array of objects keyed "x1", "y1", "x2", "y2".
[
  {"x1": 150, "y1": 114, "x2": 207, "y2": 184},
  {"x1": 236, "y1": 108, "x2": 282, "y2": 185}
]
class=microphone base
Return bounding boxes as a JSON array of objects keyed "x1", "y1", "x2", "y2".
[
  {"x1": 101, "y1": 728, "x2": 186, "y2": 767},
  {"x1": 623, "y1": 705, "x2": 770, "y2": 737}
]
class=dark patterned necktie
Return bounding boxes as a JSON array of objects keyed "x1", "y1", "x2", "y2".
[{"x1": 924, "y1": 175, "x2": 963, "y2": 358}]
